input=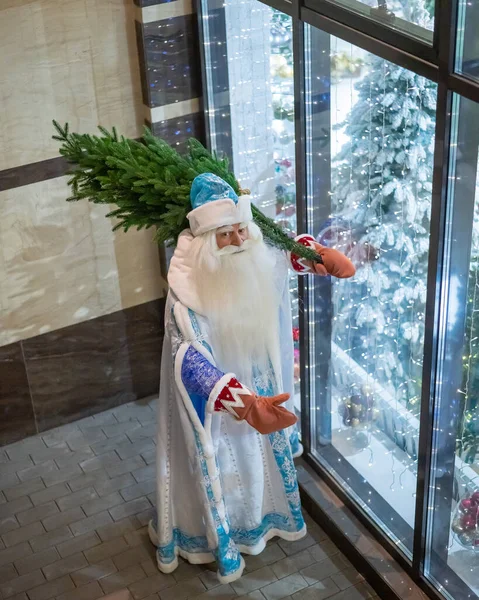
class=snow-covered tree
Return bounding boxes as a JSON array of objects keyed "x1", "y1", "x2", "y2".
[{"x1": 332, "y1": 52, "x2": 437, "y2": 411}]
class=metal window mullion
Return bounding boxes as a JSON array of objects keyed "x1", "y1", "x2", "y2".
[
  {"x1": 292, "y1": 0, "x2": 312, "y2": 456},
  {"x1": 412, "y1": 0, "x2": 458, "y2": 579}
]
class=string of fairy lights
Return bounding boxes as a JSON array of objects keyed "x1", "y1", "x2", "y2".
[{"x1": 202, "y1": 0, "x2": 479, "y2": 569}]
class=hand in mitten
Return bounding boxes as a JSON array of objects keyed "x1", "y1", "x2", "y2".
[
  {"x1": 234, "y1": 392, "x2": 297, "y2": 435},
  {"x1": 311, "y1": 241, "x2": 355, "y2": 278}
]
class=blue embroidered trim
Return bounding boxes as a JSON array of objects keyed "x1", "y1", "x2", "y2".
[
  {"x1": 290, "y1": 430, "x2": 300, "y2": 455},
  {"x1": 195, "y1": 431, "x2": 243, "y2": 578},
  {"x1": 188, "y1": 309, "x2": 213, "y2": 355},
  {"x1": 155, "y1": 512, "x2": 299, "y2": 566},
  {"x1": 255, "y1": 374, "x2": 305, "y2": 533}
]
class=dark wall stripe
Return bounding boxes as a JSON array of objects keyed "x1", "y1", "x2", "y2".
[
  {"x1": 0, "y1": 156, "x2": 70, "y2": 193},
  {"x1": 0, "y1": 298, "x2": 165, "y2": 446}
]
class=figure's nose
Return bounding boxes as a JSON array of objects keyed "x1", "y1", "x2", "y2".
[{"x1": 231, "y1": 232, "x2": 243, "y2": 247}]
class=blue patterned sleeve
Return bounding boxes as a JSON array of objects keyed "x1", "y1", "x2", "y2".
[{"x1": 181, "y1": 346, "x2": 225, "y2": 399}]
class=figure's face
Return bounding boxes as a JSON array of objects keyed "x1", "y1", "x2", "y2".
[{"x1": 215, "y1": 223, "x2": 249, "y2": 249}]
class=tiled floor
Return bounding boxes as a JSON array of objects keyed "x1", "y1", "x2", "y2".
[{"x1": 0, "y1": 398, "x2": 379, "y2": 600}]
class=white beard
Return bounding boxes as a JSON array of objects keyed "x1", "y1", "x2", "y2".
[{"x1": 191, "y1": 224, "x2": 282, "y2": 390}]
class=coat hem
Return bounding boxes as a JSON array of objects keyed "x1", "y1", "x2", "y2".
[{"x1": 149, "y1": 519, "x2": 307, "y2": 583}]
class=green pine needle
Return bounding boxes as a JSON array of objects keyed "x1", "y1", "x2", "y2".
[{"x1": 52, "y1": 121, "x2": 322, "y2": 264}]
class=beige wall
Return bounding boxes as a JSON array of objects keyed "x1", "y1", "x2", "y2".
[{"x1": 0, "y1": 0, "x2": 166, "y2": 347}]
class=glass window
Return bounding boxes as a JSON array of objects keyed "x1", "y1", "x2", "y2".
[
  {"x1": 425, "y1": 94, "x2": 479, "y2": 600},
  {"x1": 305, "y1": 26, "x2": 437, "y2": 556},
  {"x1": 201, "y1": 0, "x2": 301, "y2": 410},
  {"x1": 456, "y1": 0, "x2": 479, "y2": 82},
  {"x1": 312, "y1": 0, "x2": 434, "y2": 44}
]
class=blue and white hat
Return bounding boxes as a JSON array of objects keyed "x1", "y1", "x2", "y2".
[{"x1": 187, "y1": 173, "x2": 253, "y2": 236}]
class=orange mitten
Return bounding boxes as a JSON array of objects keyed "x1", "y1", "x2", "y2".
[
  {"x1": 311, "y1": 241, "x2": 356, "y2": 278},
  {"x1": 234, "y1": 392, "x2": 297, "y2": 435}
]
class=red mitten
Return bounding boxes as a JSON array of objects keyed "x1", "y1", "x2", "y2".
[
  {"x1": 311, "y1": 241, "x2": 356, "y2": 278},
  {"x1": 214, "y1": 380, "x2": 296, "y2": 434},
  {"x1": 236, "y1": 392, "x2": 297, "y2": 435}
]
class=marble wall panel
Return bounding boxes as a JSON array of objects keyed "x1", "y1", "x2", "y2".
[
  {"x1": 0, "y1": 177, "x2": 165, "y2": 347},
  {"x1": 0, "y1": 177, "x2": 122, "y2": 347},
  {"x1": 0, "y1": 0, "x2": 144, "y2": 171},
  {"x1": 0, "y1": 342, "x2": 36, "y2": 446},
  {"x1": 21, "y1": 298, "x2": 165, "y2": 433}
]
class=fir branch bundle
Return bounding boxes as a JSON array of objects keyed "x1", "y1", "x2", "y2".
[{"x1": 52, "y1": 121, "x2": 321, "y2": 264}]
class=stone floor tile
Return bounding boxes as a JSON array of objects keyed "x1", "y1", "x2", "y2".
[
  {"x1": 67, "y1": 468, "x2": 109, "y2": 492},
  {"x1": 57, "y1": 486, "x2": 98, "y2": 511},
  {"x1": 123, "y1": 527, "x2": 149, "y2": 548},
  {"x1": 30, "y1": 442, "x2": 71, "y2": 465},
  {"x1": 129, "y1": 572, "x2": 176, "y2": 599},
  {"x1": 95, "y1": 473, "x2": 136, "y2": 498},
  {"x1": 43, "y1": 506, "x2": 85, "y2": 531},
  {"x1": 244, "y1": 544, "x2": 286, "y2": 573},
  {"x1": 260, "y1": 573, "x2": 308, "y2": 600},
  {"x1": 271, "y1": 549, "x2": 315, "y2": 580},
  {"x1": 55, "y1": 531, "x2": 100, "y2": 560},
  {"x1": 106, "y1": 456, "x2": 146, "y2": 480},
  {"x1": 131, "y1": 465, "x2": 155, "y2": 484},
  {"x1": 90, "y1": 435, "x2": 131, "y2": 457},
  {"x1": 292, "y1": 578, "x2": 340, "y2": 600},
  {"x1": 27, "y1": 575, "x2": 75, "y2": 600},
  {"x1": 16, "y1": 500, "x2": 58, "y2": 526},
  {"x1": 55, "y1": 448, "x2": 94, "y2": 470},
  {"x1": 79, "y1": 451, "x2": 121, "y2": 474},
  {"x1": 199, "y1": 570, "x2": 223, "y2": 590},
  {"x1": 277, "y1": 535, "x2": 316, "y2": 557},
  {"x1": 0, "y1": 542, "x2": 32, "y2": 567},
  {"x1": 140, "y1": 449, "x2": 156, "y2": 465},
  {"x1": 0, "y1": 495, "x2": 33, "y2": 519},
  {"x1": 100, "y1": 565, "x2": 146, "y2": 595},
  {"x1": 0, "y1": 569, "x2": 46, "y2": 599},
  {"x1": 16, "y1": 460, "x2": 59, "y2": 483},
  {"x1": 0, "y1": 515, "x2": 19, "y2": 536},
  {"x1": 30, "y1": 526, "x2": 73, "y2": 553},
  {"x1": 0, "y1": 459, "x2": 33, "y2": 479},
  {"x1": 330, "y1": 567, "x2": 364, "y2": 590},
  {"x1": 14, "y1": 547, "x2": 60, "y2": 576},
  {"x1": 41, "y1": 424, "x2": 81, "y2": 447},
  {"x1": 327, "y1": 582, "x2": 375, "y2": 600},
  {"x1": 56, "y1": 580, "x2": 104, "y2": 600},
  {"x1": 103, "y1": 420, "x2": 142, "y2": 439},
  {"x1": 0, "y1": 562, "x2": 18, "y2": 584},
  {"x1": 309, "y1": 540, "x2": 340, "y2": 563},
  {"x1": 5, "y1": 438, "x2": 47, "y2": 461},
  {"x1": 136, "y1": 507, "x2": 155, "y2": 527},
  {"x1": 42, "y1": 551, "x2": 88, "y2": 581},
  {"x1": 158, "y1": 576, "x2": 206, "y2": 600},
  {"x1": 127, "y1": 424, "x2": 156, "y2": 441},
  {"x1": 96, "y1": 516, "x2": 142, "y2": 541},
  {"x1": 30, "y1": 483, "x2": 70, "y2": 507},
  {"x1": 66, "y1": 429, "x2": 108, "y2": 451},
  {"x1": 236, "y1": 593, "x2": 266, "y2": 600},
  {"x1": 115, "y1": 439, "x2": 154, "y2": 461},
  {"x1": 43, "y1": 465, "x2": 83, "y2": 487},
  {"x1": 0, "y1": 472, "x2": 20, "y2": 492},
  {"x1": 70, "y1": 557, "x2": 118, "y2": 586},
  {"x1": 112, "y1": 545, "x2": 154, "y2": 571},
  {"x1": 84, "y1": 537, "x2": 130, "y2": 564},
  {"x1": 70, "y1": 510, "x2": 113, "y2": 536},
  {"x1": 192, "y1": 584, "x2": 238, "y2": 599},
  {"x1": 101, "y1": 590, "x2": 134, "y2": 600},
  {"x1": 82, "y1": 491, "x2": 123, "y2": 517},
  {"x1": 2, "y1": 520, "x2": 45, "y2": 547},
  {"x1": 231, "y1": 566, "x2": 277, "y2": 596},
  {"x1": 300, "y1": 554, "x2": 349, "y2": 585},
  {"x1": 3, "y1": 478, "x2": 45, "y2": 502},
  {"x1": 110, "y1": 497, "x2": 151, "y2": 522}
]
